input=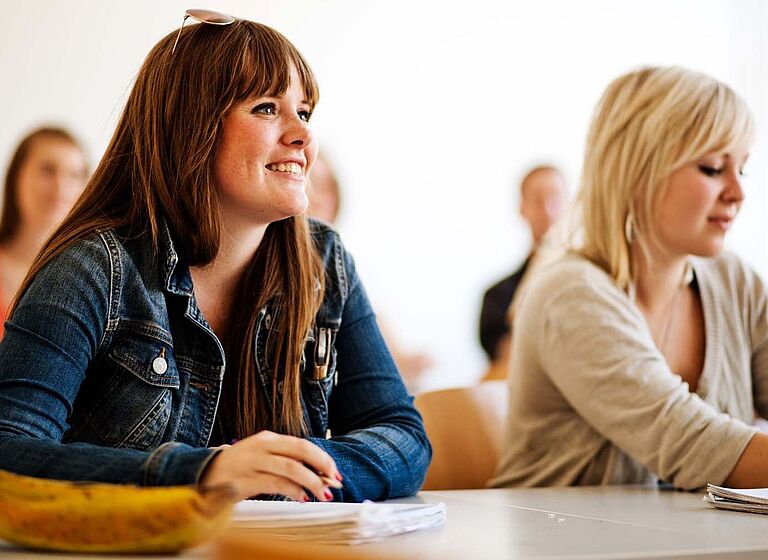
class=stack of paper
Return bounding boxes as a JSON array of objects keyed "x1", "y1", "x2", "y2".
[
  {"x1": 704, "y1": 484, "x2": 768, "y2": 514},
  {"x1": 231, "y1": 500, "x2": 447, "y2": 545}
]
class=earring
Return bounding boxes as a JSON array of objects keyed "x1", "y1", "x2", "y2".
[{"x1": 624, "y1": 211, "x2": 634, "y2": 244}]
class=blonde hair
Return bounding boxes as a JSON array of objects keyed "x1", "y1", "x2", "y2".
[{"x1": 576, "y1": 66, "x2": 754, "y2": 291}]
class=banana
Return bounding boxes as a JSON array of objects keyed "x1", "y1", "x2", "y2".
[{"x1": 0, "y1": 469, "x2": 236, "y2": 553}]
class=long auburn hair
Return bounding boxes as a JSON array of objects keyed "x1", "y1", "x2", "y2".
[
  {"x1": 0, "y1": 126, "x2": 87, "y2": 243},
  {"x1": 12, "y1": 19, "x2": 325, "y2": 438}
]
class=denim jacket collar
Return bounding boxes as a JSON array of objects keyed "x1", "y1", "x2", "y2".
[{"x1": 156, "y1": 220, "x2": 194, "y2": 297}]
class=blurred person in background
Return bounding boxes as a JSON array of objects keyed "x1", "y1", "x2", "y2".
[
  {"x1": 478, "y1": 165, "x2": 567, "y2": 381},
  {"x1": 306, "y1": 151, "x2": 341, "y2": 224},
  {"x1": 308, "y1": 151, "x2": 434, "y2": 391},
  {"x1": 0, "y1": 127, "x2": 88, "y2": 337}
]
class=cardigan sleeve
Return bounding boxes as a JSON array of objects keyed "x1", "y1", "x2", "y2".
[
  {"x1": 745, "y1": 262, "x2": 768, "y2": 420},
  {"x1": 532, "y1": 261, "x2": 756, "y2": 489}
]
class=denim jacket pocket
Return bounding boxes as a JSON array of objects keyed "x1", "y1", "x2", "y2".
[
  {"x1": 301, "y1": 373, "x2": 335, "y2": 437},
  {"x1": 111, "y1": 337, "x2": 181, "y2": 388},
  {"x1": 301, "y1": 326, "x2": 338, "y2": 437},
  {"x1": 66, "y1": 335, "x2": 179, "y2": 451}
]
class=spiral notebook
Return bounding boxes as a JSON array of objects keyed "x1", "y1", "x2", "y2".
[
  {"x1": 231, "y1": 500, "x2": 447, "y2": 545},
  {"x1": 704, "y1": 484, "x2": 768, "y2": 514}
]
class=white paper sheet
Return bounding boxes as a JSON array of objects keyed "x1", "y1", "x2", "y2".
[
  {"x1": 231, "y1": 500, "x2": 447, "y2": 545},
  {"x1": 704, "y1": 483, "x2": 768, "y2": 514}
]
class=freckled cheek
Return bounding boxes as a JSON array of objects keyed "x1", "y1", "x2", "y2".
[{"x1": 241, "y1": 154, "x2": 257, "y2": 174}]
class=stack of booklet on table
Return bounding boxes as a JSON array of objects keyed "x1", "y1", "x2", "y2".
[
  {"x1": 231, "y1": 500, "x2": 447, "y2": 545},
  {"x1": 704, "y1": 484, "x2": 768, "y2": 514}
]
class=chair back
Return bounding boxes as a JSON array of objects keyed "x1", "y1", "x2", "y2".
[{"x1": 415, "y1": 380, "x2": 507, "y2": 490}]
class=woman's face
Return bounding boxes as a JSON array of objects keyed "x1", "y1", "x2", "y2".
[
  {"x1": 214, "y1": 66, "x2": 317, "y2": 229},
  {"x1": 520, "y1": 169, "x2": 567, "y2": 246},
  {"x1": 654, "y1": 149, "x2": 749, "y2": 258},
  {"x1": 16, "y1": 137, "x2": 87, "y2": 233}
]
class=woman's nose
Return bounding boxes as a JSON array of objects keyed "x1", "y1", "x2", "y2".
[
  {"x1": 283, "y1": 114, "x2": 313, "y2": 147},
  {"x1": 723, "y1": 169, "x2": 745, "y2": 203}
]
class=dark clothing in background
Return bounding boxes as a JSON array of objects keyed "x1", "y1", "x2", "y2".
[{"x1": 479, "y1": 257, "x2": 531, "y2": 361}]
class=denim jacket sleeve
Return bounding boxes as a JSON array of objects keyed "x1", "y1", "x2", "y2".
[
  {"x1": 307, "y1": 246, "x2": 432, "y2": 502},
  {"x1": 0, "y1": 234, "x2": 214, "y2": 485}
]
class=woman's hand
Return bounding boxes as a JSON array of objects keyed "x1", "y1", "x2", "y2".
[{"x1": 200, "y1": 430, "x2": 341, "y2": 502}]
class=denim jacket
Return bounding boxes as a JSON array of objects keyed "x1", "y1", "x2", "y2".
[{"x1": 0, "y1": 220, "x2": 430, "y2": 502}]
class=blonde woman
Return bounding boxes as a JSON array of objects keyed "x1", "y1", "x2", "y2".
[{"x1": 491, "y1": 66, "x2": 767, "y2": 489}]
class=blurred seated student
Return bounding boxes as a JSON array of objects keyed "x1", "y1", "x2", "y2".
[
  {"x1": 491, "y1": 65, "x2": 768, "y2": 490},
  {"x1": 478, "y1": 165, "x2": 566, "y2": 381},
  {"x1": 307, "y1": 151, "x2": 434, "y2": 390},
  {"x1": 306, "y1": 151, "x2": 341, "y2": 225},
  {"x1": 0, "y1": 11, "x2": 430, "y2": 503},
  {"x1": 0, "y1": 127, "x2": 88, "y2": 337}
]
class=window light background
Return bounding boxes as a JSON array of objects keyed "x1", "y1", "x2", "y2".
[{"x1": 1, "y1": 0, "x2": 766, "y2": 390}]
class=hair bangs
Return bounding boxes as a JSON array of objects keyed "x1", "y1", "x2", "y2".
[
  {"x1": 233, "y1": 22, "x2": 319, "y2": 107},
  {"x1": 676, "y1": 81, "x2": 755, "y2": 164},
  {"x1": 706, "y1": 86, "x2": 755, "y2": 156}
]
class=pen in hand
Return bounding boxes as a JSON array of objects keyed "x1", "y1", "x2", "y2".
[
  {"x1": 226, "y1": 438, "x2": 343, "y2": 495},
  {"x1": 319, "y1": 474, "x2": 343, "y2": 490}
]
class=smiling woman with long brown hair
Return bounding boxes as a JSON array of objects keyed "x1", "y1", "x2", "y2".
[{"x1": 0, "y1": 10, "x2": 430, "y2": 502}]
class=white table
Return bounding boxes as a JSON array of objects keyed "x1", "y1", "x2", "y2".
[{"x1": 3, "y1": 486, "x2": 768, "y2": 559}]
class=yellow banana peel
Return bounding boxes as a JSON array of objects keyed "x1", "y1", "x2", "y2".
[{"x1": 0, "y1": 469, "x2": 236, "y2": 553}]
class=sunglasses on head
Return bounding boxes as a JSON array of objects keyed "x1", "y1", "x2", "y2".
[{"x1": 172, "y1": 8, "x2": 236, "y2": 54}]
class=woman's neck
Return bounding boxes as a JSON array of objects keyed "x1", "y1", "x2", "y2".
[
  {"x1": 189, "y1": 221, "x2": 268, "y2": 335},
  {"x1": 0, "y1": 222, "x2": 55, "y2": 268},
  {"x1": 630, "y1": 244, "x2": 689, "y2": 313},
  {"x1": 205, "y1": 222, "x2": 267, "y2": 280},
  {"x1": 0, "y1": 223, "x2": 56, "y2": 306}
]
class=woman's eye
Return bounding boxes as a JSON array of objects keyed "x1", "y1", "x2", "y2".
[
  {"x1": 298, "y1": 109, "x2": 312, "y2": 123},
  {"x1": 698, "y1": 165, "x2": 722, "y2": 177},
  {"x1": 252, "y1": 103, "x2": 277, "y2": 115}
]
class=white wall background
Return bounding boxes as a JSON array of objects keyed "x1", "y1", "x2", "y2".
[{"x1": 1, "y1": 0, "x2": 766, "y2": 390}]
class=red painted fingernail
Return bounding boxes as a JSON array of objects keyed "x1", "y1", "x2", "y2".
[
  {"x1": 336, "y1": 473, "x2": 343, "y2": 482},
  {"x1": 324, "y1": 490, "x2": 333, "y2": 500},
  {"x1": 303, "y1": 495, "x2": 310, "y2": 502}
]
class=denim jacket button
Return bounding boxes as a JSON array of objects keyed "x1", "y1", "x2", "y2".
[{"x1": 152, "y1": 356, "x2": 168, "y2": 375}]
